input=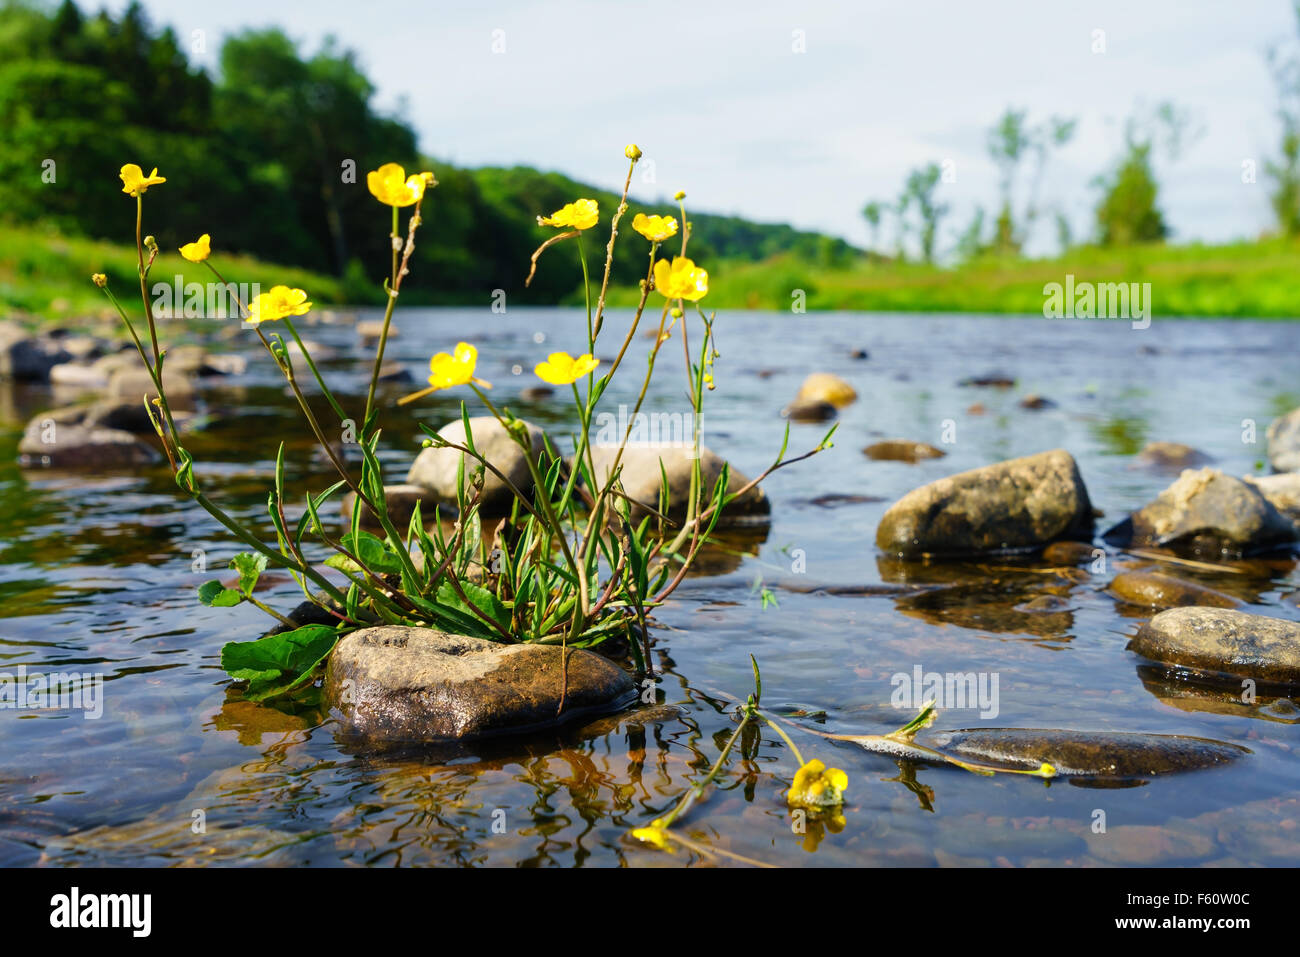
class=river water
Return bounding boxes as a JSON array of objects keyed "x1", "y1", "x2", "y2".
[{"x1": 2, "y1": 308, "x2": 1298, "y2": 866}]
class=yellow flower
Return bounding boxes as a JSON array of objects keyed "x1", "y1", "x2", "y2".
[
  {"x1": 653, "y1": 256, "x2": 708, "y2": 301},
  {"x1": 632, "y1": 213, "x2": 678, "y2": 243},
  {"x1": 534, "y1": 351, "x2": 600, "y2": 385},
  {"x1": 119, "y1": 164, "x2": 165, "y2": 196},
  {"x1": 246, "y1": 286, "x2": 312, "y2": 324},
  {"x1": 787, "y1": 759, "x2": 848, "y2": 809},
  {"x1": 538, "y1": 198, "x2": 599, "y2": 231},
  {"x1": 179, "y1": 233, "x2": 211, "y2": 263},
  {"x1": 428, "y1": 342, "x2": 482, "y2": 390},
  {"x1": 366, "y1": 163, "x2": 430, "y2": 207},
  {"x1": 91, "y1": 273, "x2": 107, "y2": 288},
  {"x1": 629, "y1": 820, "x2": 672, "y2": 851},
  {"x1": 624, "y1": 144, "x2": 643, "y2": 161}
]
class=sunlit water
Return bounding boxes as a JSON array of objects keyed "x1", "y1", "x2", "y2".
[{"x1": 2, "y1": 309, "x2": 1298, "y2": 867}]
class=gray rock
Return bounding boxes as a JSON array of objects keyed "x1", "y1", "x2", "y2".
[
  {"x1": 48, "y1": 361, "x2": 109, "y2": 390},
  {"x1": 1108, "y1": 570, "x2": 1239, "y2": 610},
  {"x1": 1127, "y1": 468, "x2": 1295, "y2": 557},
  {"x1": 1130, "y1": 606, "x2": 1300, "y2": 685},
  {"x1": 406, "y1": 416, "x2": 554, "y2": 512},
  {"x1": 863, "y1": 439, "x2": 946, "y2": 463},
  {"x1": 107, "y1": 367, "x2": 197, "y2": 411},
  {"x1": 875, "y1": 448, "x2": 1094, "y2": 558},
  {"x1": 324, "y1": 626, "x2": 636, "y2": 741},
  {"x1": 1243, "y1": 472, "x2": 1300, "y2": 525},
  {"x1": 1267, "y1": 406, "x2": 1300, "y2": 472},
  {"x1": 926, "y1": 728, "x2": 1249, "y2": 781},
  {"x1": 0, "y1": 321, "x2": 72, "y2": 381},
  {"x1": 17, "y1": 417, "x2": 160, "y2": 468},
  {"x1": 587, "y1": 443, "x2": 770, "y2": 524}
]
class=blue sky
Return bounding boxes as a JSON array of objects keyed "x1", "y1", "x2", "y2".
[{"x1": 108, "y1": 0, "x2": 1297, "y2": 254}]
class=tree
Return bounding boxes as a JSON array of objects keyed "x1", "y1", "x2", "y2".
[
  {"x1": 1267, "y1": 2, "x2": 1300, "y2": 237},
  {"x1": 898, "y1": 163, "x2": 948, "y2": 264},
  {"x1": 1094, "y1": 102, "x2": 1200, "y2": 246},
  {"x1": 861, "y1": 200, "x2": 885, "y2": 256},
  {"x1": 985, "y1": 107, "x2": 1076, "y2": 255}
]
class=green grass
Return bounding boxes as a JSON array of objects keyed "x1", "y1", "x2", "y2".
[
  {"x1": 0, "y1": 225, "x2": 346, "y2": 322},
  {"x1": 6, "y1": 226, "x2": 1300, "y2": 322},
  {"x1": 606, "y1": 238, "x2": 1300, "y2": 318}
]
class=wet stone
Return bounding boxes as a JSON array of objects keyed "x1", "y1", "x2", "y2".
[
  {"x1": 588, "y1": 443, "x2": 770, "y2": 524},
  {"x1": 792, "y1": 372, "x2": 857, "y2": 408},
  {"x1": 875, "y1": 448, "x2": 1094, "y2": 558},
  {"x1": 1135, "y1": 441, "x2": 1213, "y2": 470},
  {"x1": 1130, "y1": 606, "x2": 1300, "y2": 686},
  {"x1": 1108, "y1": 570, "x2": 1239, "y2": 610},
  {"x1": 1120, "y1": 468, "x2": 1296, "y2": 557},
  {"x1": 925, "y1": 728, "x2": 1249, "y2": 782},
  {"x1": 324, "y1": 626, "x2": 636, "y2": 742},
  {"x1": 406, "y1": 416, "x2": 554, "y2": 513},
  {"x1": 1042, "y1": 541, "x2": 1101, "y2": 565},
  {"x1": 1266, "y1": 406, "x2": 1300, "y2": 472}
]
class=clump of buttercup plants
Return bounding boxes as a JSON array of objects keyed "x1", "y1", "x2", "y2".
[
  {"x1": 97, "y1": 149, "x2": 834, "y2": 706},
  {"x1": 97, "y1": 153, "x2": 1058, "y2": 862}
]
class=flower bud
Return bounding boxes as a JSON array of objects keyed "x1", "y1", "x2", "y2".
[
  {"x1": 624, "y1": 144, "x2": 642, "y2": 161},
  {"x1": 91, "y1": 273, "x2": 107, "y2": 287},
  {"x1": 673, "y1": 190, "x2": 686, "y2": 201}
]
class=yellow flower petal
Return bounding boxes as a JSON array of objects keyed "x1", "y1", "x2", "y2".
[
  {"x1": 179, "y1": 233, "x2": 211, "y2": 263},
  {"x1": 653, "y1": 256, "x2": 708, "y2": 301},
  {"x1": 120, "y1": 163, "x2": 166, "y2": 197},
  {"x1": 534, "y1": 351, "x2": 600, "y2": 386},
  {"x1": 632, "y1": 213, "x2": 678, "y2": 243},
  {"x1": 427, "y1": 342, "x2": 478, "y2": 390},
  {"x1": 367, "y1": 162, "x2": 427, "y2": 207},
  {"x1": 247, "y1": 285, "x2": 312, "y2": 324},
  {"x1": 538, "y1": 198, "x2": 599, "y2": 231}
]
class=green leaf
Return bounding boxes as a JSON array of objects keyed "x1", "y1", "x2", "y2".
[
  {"x1": 220, "y1": 624, "x2": 342, "y2": 702},
  {"x1": 198, "y1": 580, "x2": 243, "y2": 608},
  {"x1": 229, "y1": 552, "x2": 268, "y2": 597}
]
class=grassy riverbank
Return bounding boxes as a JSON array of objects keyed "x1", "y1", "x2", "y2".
[
  {"x1": 5, "y1": 227, "x2": 1300, "y2": 321},
  {"x1": 0, "y1": 226, "x2": 347, "y2": 321},
  {"x1": 673, "y1": 238, "x2": 1300, "y2": 317}
]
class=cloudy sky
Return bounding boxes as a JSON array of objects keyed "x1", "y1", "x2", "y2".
[{"x1": 109, "y1": 0, "x2": 1296, "y2": 254}]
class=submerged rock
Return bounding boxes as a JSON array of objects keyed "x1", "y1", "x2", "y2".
[
  {"x1": 1018, "y1": 393, "x2": 1055, "y2": 410},
  {"x1": 792, "y1": 372, "x2": 857, "y2": 408},
  {"x1": 926, "y1": 728, "x2": 1249, "y2": 781},
  {"x1": 1135, "y1": 441, "x2": 1212, "y2": 470},
  {"x1": 1108, "y1": 570, "x2": 1239, "y2": 610},
  {"x1": 875, "y1": 448, "x2": 1094, "y2": 558},
  {"x1": 587, "y1": 444, "x2": 770, "y2": 524},
  {"x1": 406, "y1": 416, "x2": 554, "y2": 513},
  {"x1": 324, "y1": 626, "x2": 635, "y2": 741},
  {"x1": 959, "y1": 372, "x2": 1015, "y2": 388},
  {"x1": 1130, "y1": 606, "x2": 1300, "y2": 685},
  {"x1": 863, "y1": 439, "x2": 945, "y2": 463},
  {"x1": 1118, "y1": 468, "x2": 1295, "y2": 557},
  {"x1": 1266, "y1": 406, "x2": 1300, "y2": 472}
]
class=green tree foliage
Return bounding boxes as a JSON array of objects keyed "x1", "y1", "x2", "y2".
[
  {"x1": 1093, "y1": 102, "x2": 1199, "y2": 247},
  {"x1": 1267, "y1": 2, "x2": 1300, "y2": 237},
  {"x1": 985, "y1": 108, "x2": 1076, "y2": 255},
  {"x1": 0, "y1": 0, "x2": 854, "y2": 305},
  {"x1": 899, "y1": 163, "x2": 948, "y2": 264}
]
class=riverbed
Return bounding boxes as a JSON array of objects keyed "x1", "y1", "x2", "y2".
[{"x1": 1, "y1": 309, "x2": 1298, "y2": 866}]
